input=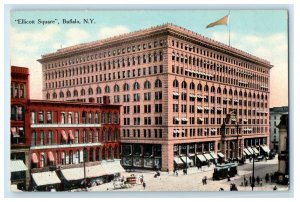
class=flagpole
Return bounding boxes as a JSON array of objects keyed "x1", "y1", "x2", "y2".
[{"x1": 228, "y1": 11, "x2": 231, "y2": 47}]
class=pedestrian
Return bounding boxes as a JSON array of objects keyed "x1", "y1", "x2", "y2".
[
  {"x1": 167, "y1": 168, "x2": 169, "y2": 175},
  {"x1": 245, "y1": 180, "x2": 248, "y2": 187},
  {"x1": 173, "y1": 169, "x2": 175, "y2": 175},
  {"x1": 143, "y1": 182, "x2": 146, "y2": 190},
  {"x1": 273, "y1": 185, "x2": 277, "y2": 191},
  {"x1": 227, "y1": 175, "x2": 231, "y2": 182},
  {"x1": 204, "y1": 176, "x2": 207, "y2": 184},
  {"x1": 256, "y1": 176, "x2": 260, "y2": 185},
  {"x1": 249, "y1": 157, "x2": 252, "y2": 163},
  {"x1": 219, "y1": 187, "x2": 224, "y2": 191},
  {"x1": 265, "y1": 173, "x2": 269, "y2": 183},
  {"x1": 175, "y1": 171, "x2": 178, "y2": 176},
  {"x1": 249, "y1": 176, "x2": 252, "y2": 184}
]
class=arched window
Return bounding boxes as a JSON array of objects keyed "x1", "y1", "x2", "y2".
[
  {"x1": 52, "y1": 92, "x2": 57, "y2": 99},
  {"x1": 155, "y1": 79, "x2": 162, "y2": 88},
  {"x1": 197, "y1": 83, "x2": 202, "y2": 91},
  {"x1": 110, "y1": 130, "x2": 114, "y2": 141},
  {"x1": 244, "y1": 92, "x2": 247, "y2": 97},
  {"x1": 133, "y1": 82, "x2": 140, "y2": 90},
  {"x1": 253, "y1": 93, "x2": 256, "y2": 98},
  {"x1": 239, "y1": 91, "x2": 243, "y2": 97},
  {"x1": 234, "y1": 90, "x2": 238, "y2": 96},
  {"x1": 217, "y1": 87, "x2": 221, "y2": 94},
  {"x1": 88, "y1": 88, "x2": 93, "y2": 95},
  {"x1": 105, "y1": 85, "x2": 110, "y2": 93},
  {"x1": 181, "y1": 81, "x2": 187, "y2": 89},
  {"x1": 73, "y1": 90, "x2": 78, "y2": 97},
  {"x1": 96, "y1": 86, "x2": 102, "y2": 94},
  {"x1": 114, "y1": 84, "x2": 120, "y2": 92},
  {"x1": 248, "y1": 92, "x2": 252, "y2": 98},
  {"x1": 204, "y1": 85, "x2": 209, "y2": 92},
  {"x1": 190, "y1": 82, "x2": 195, "y2": 90},
  {"x1": 102, "y1": 112, "x2": 107, "y2": 124},
  {"x1": 173, "y1": 79, "x2": 179, "y2": 88},
  {"x1": 229, "y1": 89, "x2": 233, "y2": 95},
  {"x1": 66, "y1": 90, "x2": 71, "y2": 97},
  {"x1": 108, "y1": 112, "x2": 113, "y2": 123},
  {"x1": 59, "y1": 91, "x2": 64, "y2": 98},
  {"x1": 46, "y1": 93, "x2": 50, "y2": 99},
  {"x1": 211, "y1": 86, "x2": 215, "y2": 93},
  {"x1": 223, "y1": 88, "x2": 227, "y2": 94},
  {"x1": 69, "y1": 150, "x2": 73, "y2": 164},
  {"x1": 123, "y1": 83, "x2": 130, "y2": 91},
  {"x1": 144, "y1": 81, "x2": 151, "y2": 89},
  {"x1": 81, "y1": 89, "x2": 85, "y2": 96},
  {"x1": 40, "y1": 153, "x2": 46, "y2": 168}
]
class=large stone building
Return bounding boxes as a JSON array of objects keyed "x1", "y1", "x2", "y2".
[
  {"x1": 11, "y1": 66, "x2": 122, "y2": 191},
  {"x1": 269, "y1": 106, "x2": 288, "y2": 151},
  {"x1": 38, "y1": 23, "x2": 272, "y2": 171}
]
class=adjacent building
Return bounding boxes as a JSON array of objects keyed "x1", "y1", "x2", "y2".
[
  {"x1": 38, "y1": 23, "x2": 272, "y2": 171},
  {"x1": 270, "y1": 106, "x2": 288, "y2": 152},
  {"x1": 11, "y1": 66, "x2": 122, "y2": 191},
  {"x1": 10, "y1": 66, "x2": 30, "y2": 190}
]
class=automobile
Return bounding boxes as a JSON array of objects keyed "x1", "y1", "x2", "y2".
[{"x1": 213, "y1": 163, "x2": 238, "y2": 180}]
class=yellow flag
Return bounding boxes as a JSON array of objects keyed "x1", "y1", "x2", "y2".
[{"x1": 206, "y1": 15, "x2": 229, "y2": 28}]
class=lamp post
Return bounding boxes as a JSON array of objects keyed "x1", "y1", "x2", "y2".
[
  {"x1": 251, "y1": 153, "x2": 255, "y2": 191},
  {"x1": 236, "y1": 120, "x2": 240, "y2": 161}
]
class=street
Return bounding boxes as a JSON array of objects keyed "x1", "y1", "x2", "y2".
[{"x1": 87, "y1": 156, "x2": 289, "y2": 192}]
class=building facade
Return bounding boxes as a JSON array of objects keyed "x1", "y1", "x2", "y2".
[
  {"x1": 38, "y1": 23, "x2": 272, "y2": 171},
  {"x1": 269, "y1": 106, "x2": 288, "y2": 152},
  {"x1": 10, "y1": 66, "x2": 30, "y2": 190},
  {"x1": 11, "y1": 66, "x2": 122, "y2": 191}
]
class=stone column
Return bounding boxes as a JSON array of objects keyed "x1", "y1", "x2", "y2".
[
  {"x1": 161, "y1": 143, "x2": 173, "y2": 171},
  {"x1": 277, "y1": 114, "x2": 288, "y2": 177}
]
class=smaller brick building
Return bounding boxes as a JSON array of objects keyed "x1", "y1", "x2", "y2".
[{"x1": 11, "y1": 66, "x2": 122, "y2": 191}]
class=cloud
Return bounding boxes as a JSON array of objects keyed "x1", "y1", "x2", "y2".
[
  {"x1": 210, "y1": 31, "x2": 288, "y2": 107},
  {"x1": 11, "y1": 25, "x2": 60, "y2": 54},
  {"x1": 64, "y1": 27, "x2": 91, "y2": 46},
  {"x1": 98, "y1": 25, "x2": 130, "y2": 39}
]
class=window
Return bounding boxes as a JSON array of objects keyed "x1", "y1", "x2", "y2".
[
  {"x1": 144, "y1": 92, "x2": 151, "y2": 101},
  {"x1": 155, "y1": 79, "x2": 162, "y2": 88},
  {"x1": 155, "y1": 91, "x2": 162, "y2": 100},
  {"x1": 144, "y1": 80, "x2": 151, "y2": 89},
  {"x1": 48, "y1": 131, "x2": 53, "y2": 145},
  {"x1": 133, "y1": 82, "x2": 140, "y2": 90}
]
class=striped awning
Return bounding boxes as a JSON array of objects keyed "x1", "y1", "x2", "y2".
[
  {"x1": 196, "y1": 154, "x2": 207, "y2": 162},
  {"x1": 252, "y1": 147, "x2": 260, "y2": 154},
  {"x1": 217, "y1": 152, "x2": 225, "y2": 158},
  {"x1": 210, "y1": 152, "x2": 218, "y2": 159},
  {"x1": 31, "y1": 153, "x2": 38, "y2": 163},
  {"x1": 204, "y1": 153, "x2": 213, "y2": 160},
  {"x1": 247, "y1": 147, "x2": 254, "y2": 155},
  {"x1": 180, "y1": 156, "x2": 193, "y2": 164},
  {"x1": 47, "y1": 151, "x2": 55, "y2": 162},
  {"x1": 11, "y1": 160, "x2": 28, "y2": 172},
  {"x1": 174, "y1": 157, "x2": 184, "y2": 165},
  {"x1": 68, "y1": 130, "x2": 75, "y2": 140},
  {"x1": 61, "y1": 130, "x2": 68, "y2": 141},
  {"x1": 243, "y1": 148, "x2": 251, "y2": 156}
]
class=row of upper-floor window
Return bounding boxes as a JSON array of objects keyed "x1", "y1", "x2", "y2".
[
  {"x1": 44, "y1": 39, "x2": 167, "y2": 70},
  {"x1": 172, "y1": 116, "x2": 268, "y2": 125},
  {"x1": 172, "y1": 67, "x2": 268, "y2": 92},
  {"x1": 171, "y1": 62, "x2": 269, "y2": 84},
  {"x1": 32, "y1": 146, "x2": 119, "y2": 168},
  {"x1": 172, "y1": 79, "x2": 268, "y2": 100},
  {"x1": 11, "y1": 83, "x2": 26, "y2": 99},
  {"x1": 122, "y1": 128, "x2": 163, "y2": 139},
  {"x1": 123, "y1": 116, "x2": 163, "y2": 126},
  {"x1": 173, "y1": 95, "x2": 268, "y2": 108},
  {"x1": 31, "y1": 128, "x2": 119, "y2": 146},
  {"x1": 172, "y1": 126, "x2": 269, "y2": 138},
  {"x1": 45, "y1": 65, "x2": 164, "y2": 90},
  {"x1": 45, "y1": 78, "x2": 163, "y2": 99},
  {"x1": 31, "y1": 111, "x2": 119, "y2": 124},
  {"x1": 170, "y1": 39, "x2": 269, "y2": 74}
]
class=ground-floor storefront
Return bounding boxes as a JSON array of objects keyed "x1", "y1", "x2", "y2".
[{"x1": 121, "y1": 136, "x2": 270, "y2": 171}]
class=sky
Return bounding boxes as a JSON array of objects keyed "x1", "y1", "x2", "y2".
[{"x1": 10, "y1": 10, "x2": 288, "y2": 107}]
